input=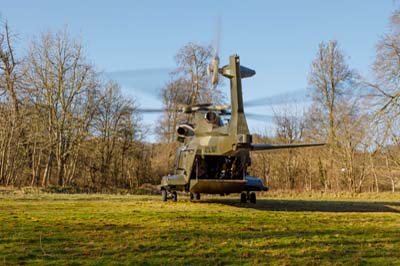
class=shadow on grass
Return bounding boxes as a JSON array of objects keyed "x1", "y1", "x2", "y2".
[{"x1": 200, "y1": 198, "x2": 400, "y2": 213}]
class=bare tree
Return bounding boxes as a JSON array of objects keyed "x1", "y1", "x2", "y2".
[
  {"x1": 308, "y1": 40, "x2": 354, "y2": 147},
  {"x1": 157, "y1": 43, "x2": 223, "y2": 143},
  {"x1": 308, "y1": 40, "x2": 355, "y2": 191},
  {"x1": 0, "y1": 22, "x2": 20, "y2": 117},
  {"x1": 0, "y1": 22, "x2": 24, "y2": 186},
  {"x1": 93, "y1": 81, "x2": 138, "y2": 189},
  {"x1": 174, "y1": 42, "x2": 219, "y2": 104},
  {"x1": 156, "y1": 76, "x2": 190, "y2": 142},
  {"x1": 334, "y1": 100, "x2": 370, "y2": 192},
  {"x1": 378, "y1": 116, "x2": 400, "y2": 192},
  {"x1": 274, "y1": 109, "x2": 306, "y2": 190},
  {"x1": 369, "y1": 9, "x2": 400, "y2": 192},
  {"x1": 26, "y1": 29, "x2": 98, "y2": 187},
  {"x1": 373, "y1": 10, "x2": 400, "y2": 117}
]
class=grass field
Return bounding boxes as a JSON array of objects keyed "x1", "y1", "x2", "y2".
[{"x1": 0, "y1": 193, "x2": 399, "y2": 265}]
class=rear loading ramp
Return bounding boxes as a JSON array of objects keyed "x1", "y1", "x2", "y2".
[{"x1": 189, "y1": 179, "x2": 247, "y2": 194}]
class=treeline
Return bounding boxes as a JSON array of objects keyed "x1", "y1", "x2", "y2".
[
  {"x1": 250, "y1": 12, "x2": 400, "y2": 193},
  {"x1": 1, "y1": 8, "x2": 400, "y2": 193},
  {"x1": 0, "y1": 26, "x2": 173, "y2": 191}
]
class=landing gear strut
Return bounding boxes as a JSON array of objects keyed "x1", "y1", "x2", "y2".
[
  {"x1": 249, "y1": 192, "x2": 256, "y2": 204},
  {"x1": 190, "y1": 192, "x2": 201, "y2": 201},
  {"x1": 240, "y1": 192, "x2": 256, "y2": 204},
  {"x1": 161, "y1": 189, "x2": 167, "y2": 202},
  {"x1": 240, "y1": 192, "x2": 247, "y2": 203},
  {"x1": 172, "y1": 191, "x2": 177, "y2": 202},
  {"x1": 161, "y1": 189, "x2": 178, "y2": 202}
]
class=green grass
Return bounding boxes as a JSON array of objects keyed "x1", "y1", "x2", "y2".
[{"x1": 0, "y1": 193, "x2": 399, "y2": 265}]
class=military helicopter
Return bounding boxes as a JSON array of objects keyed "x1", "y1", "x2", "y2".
[{"x1": 158, "y1": 54, "x2": 324, "y2": 203}]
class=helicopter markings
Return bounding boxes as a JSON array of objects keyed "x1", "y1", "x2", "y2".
[{"x1": 203, "y1": 146, "x2": 217, "y2": 153}]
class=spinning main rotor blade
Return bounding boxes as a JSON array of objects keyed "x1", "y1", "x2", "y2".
[
  {"x1": 222, "y1": 112, "x2": 298, "y2": 122},
  {"x1": 213, "y1": 13, "x2": 221, "y2": 58},
  {"x1": 105, "y1": 68, "x2": 169, "y2": 98},
  {"x1": 106, "y1": 69, "x2": 311, "y2": 109},
  {"x1": 243, "y1": 113, "x2": 274, "y2": 121},
  {"x1": 138, "y1": 104, "x2": 230, "y2": 114},
  {"x1": 139, "y1": 107, "x2": 299, "y2": 123},
  {"x1": 137, "y1": 108, "x2": 166, "y2": 113},
  {"x1": 244, "y1": 88, "x2": 309, "y2": 107}
]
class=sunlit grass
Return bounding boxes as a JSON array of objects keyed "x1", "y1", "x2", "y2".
[{"x1": 0, "y1": 193, "x2": 399, "y2": 265}]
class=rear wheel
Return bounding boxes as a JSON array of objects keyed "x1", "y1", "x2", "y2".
[
  {"x1": 240, "y1": 192, "x2": 247, "y2": 203},
  {"x1": 161, "y1": 189, "x2": 167, "y2": 202},
  {"x1": 195, "y1": 193, "x2": 201, "y2": 200},
  {"x1": 189, "y1": 192, "x2": 194, "y2": 201},
  {"x1": 172, "y1": 191, "x2": 177, "y2": 202},
  {"x1": 249, "y1": 192, "x2": 256, "y2": 204}
]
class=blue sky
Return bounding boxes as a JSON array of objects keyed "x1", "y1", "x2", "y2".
[{"x1": 0, "y1": 0, "x2": 396, "y2": 139}]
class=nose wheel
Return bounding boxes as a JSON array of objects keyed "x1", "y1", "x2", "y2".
[
  {"x1": 240, "y1": 192, "x2": 256, "y2": 204},
  {"x1": 161, "y1": 189, "x2": 167, "y2": 202},
  {"x1": 161, "y1": 189, "x2": 178, "y2": 202},
  {"x1": 240, "y1": 192, "x2": 247, "y2": 203},
  {"x1": 172, "y1": 191, "x2": 177, "y2": 202},
  {"x1": 249, "y1": 192, "x2": 256, "y2": 204}
]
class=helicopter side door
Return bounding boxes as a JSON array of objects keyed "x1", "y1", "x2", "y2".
[
  {"x1": 175, "y1": 148, "x2": 185, "y2": 173},
  {"x1": 174, "y1": 146, "x2": 195, "y2": 180}
]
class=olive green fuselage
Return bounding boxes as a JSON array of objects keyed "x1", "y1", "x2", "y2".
[{"x1": 160, "y1": 55, "x2": 254, "y2": 194}]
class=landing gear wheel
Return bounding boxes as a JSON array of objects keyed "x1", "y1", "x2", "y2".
[
  {"x1": 249, "y1": 192, "x2": 256, "y2": 204},
  {"x1": 189, "y1": 192, "x2": 194, "y2": 201},
  {"x1": 161, "y1": 189, "x2": 167, "y2": 202},
  {"x1": 195, "y1": 193, "x2": 201, "y2": 200},
  {"x1": 172, "y1": 191, "x2": 177, "y2": 202},
  {"x1": 240, "y1": 192, "x2": 247, "y2": 203}
]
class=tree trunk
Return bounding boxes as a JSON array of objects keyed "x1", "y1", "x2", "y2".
[
  {"x1": 42, "y1": 152, "x2": 54, "y2": 187},
  {"x1": 369, "y1": 153, "x2": 379, "y2": 192}
]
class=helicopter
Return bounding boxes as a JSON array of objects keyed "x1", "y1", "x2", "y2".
[{"x1": 158, "y1": 54, "x2": 324, "y2": 203}]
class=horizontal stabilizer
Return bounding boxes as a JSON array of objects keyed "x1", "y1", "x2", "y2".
[
  {"x1": 240, "y1": 66, "x2": 256, "y2": 78},
  {"x1": 251, "y1": 143, "x2": 325, "y2": 151}
]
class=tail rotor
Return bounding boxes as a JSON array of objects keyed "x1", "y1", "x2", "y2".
[{"x1": 208, "y1": 14, "x2": 221, "y2": 87}]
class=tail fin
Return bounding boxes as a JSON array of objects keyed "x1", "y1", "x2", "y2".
[{"x1": 221, "y1": 55, "x2": 255, "y2": 140}]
